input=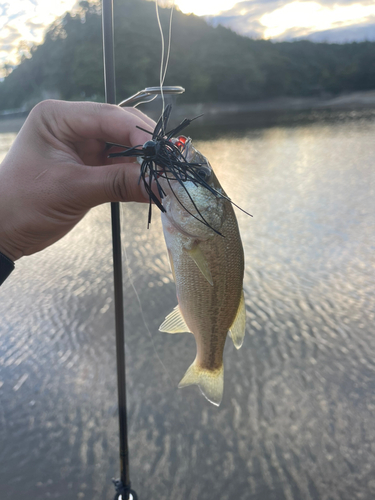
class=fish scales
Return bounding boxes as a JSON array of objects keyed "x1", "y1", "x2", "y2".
[{"x1": 171, "y1": 203, "x2": 243, "y2": 370}]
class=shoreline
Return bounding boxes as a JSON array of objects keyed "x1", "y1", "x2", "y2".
[
  {"x1": 1, "y1": 90, "x2": 375, "y2": 133},
  {"x1": 174, "y1": 90, "x2": 375, "y2": 120}
]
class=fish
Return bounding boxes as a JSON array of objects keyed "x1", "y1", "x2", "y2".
[{"x1": 158, "y1": 137, "x2": 246, "y2": 406}]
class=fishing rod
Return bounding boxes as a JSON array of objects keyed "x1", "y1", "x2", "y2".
[
  {"x1": 101, "y1": 1, "x2": 184, "y2": 499},
  {"x1": 102, "y1": 2, "x2": 135, "y2": 499}
]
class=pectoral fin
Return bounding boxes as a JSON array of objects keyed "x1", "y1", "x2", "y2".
[
  {"x1": 159, "y1": 305, "x2": 191, "y2": 333},
  {"x1": 228, "y1": 290, "x2": 246, "y2": 349},
  {"x1": 187, "y1": 244, "x2": 213, "y2": 286},
  {"x1": 167, "y1": 249, "x2": 176, "y2": 282}
]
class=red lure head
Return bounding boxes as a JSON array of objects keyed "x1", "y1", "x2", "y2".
[{"x1": 173, "y1": 136, "x2": 187, "y2": 150}]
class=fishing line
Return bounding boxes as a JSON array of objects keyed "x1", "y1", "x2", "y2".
[
  {"x1": 155, "y1": 0, "x2": 175, "y2": 132},
  {"x1": 119, "y1": 203, "x2": 191, "y2": 432},
  {"x1": 161, "y1": 1, "x2": 174, "y2": 85},
  {"x1": 120, "y1": 202, "x2": 167, "y2": 371},
  {"x1": 119, "y1": 204, "x2": 189, "y2": 403}
]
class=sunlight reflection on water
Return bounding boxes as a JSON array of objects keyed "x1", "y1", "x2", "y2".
[{"x1": 0, "y1": 109, "x2": 374, "y2": 499}]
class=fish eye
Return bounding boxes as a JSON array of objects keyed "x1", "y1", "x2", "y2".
[{"x1": 197, "y1": 166, "x2": 211, "y2": 181}]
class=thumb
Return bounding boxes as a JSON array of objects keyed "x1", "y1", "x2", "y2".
[{"x1": 77, "y1": 162, "x2": 149, "y2": 208}]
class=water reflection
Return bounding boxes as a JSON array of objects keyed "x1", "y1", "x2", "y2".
[{"x1": 0, "y1": 109, "x2": 374, "y2": 499}]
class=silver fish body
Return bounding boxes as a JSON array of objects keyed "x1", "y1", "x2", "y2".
[{"x1": 159, "y1": 139, "x2": 246, "y2": 406}]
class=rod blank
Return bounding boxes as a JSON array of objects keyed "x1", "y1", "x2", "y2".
[{"x1": 102, "y1": 1, "x2": 133, "y2": 499}]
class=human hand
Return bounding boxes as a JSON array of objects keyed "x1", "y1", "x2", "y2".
[{"x1": 0, "y1": 100, "x2": 156, "y2": 261}]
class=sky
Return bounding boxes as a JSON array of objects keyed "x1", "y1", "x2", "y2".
[
  {"x1": 1, "y1": 0, "x2": 375, "y2": 72},
  {"x1": 0, "y1": 0, "x2": 80, "y2": 70}
]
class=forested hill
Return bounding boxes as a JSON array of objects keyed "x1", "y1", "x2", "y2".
[{"x1": 1, "y1": 0, "x2": 375, "y2": 111}]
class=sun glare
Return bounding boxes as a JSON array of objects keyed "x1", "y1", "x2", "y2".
[
  {"x1": 0, "y1": 0, "x2": 77, "y2": 67},
  {"x1": 261, "y1": 1, "x2": 375, "y2": 38},
  {"x1": 175, "y1": 0, "x2": 239, "y2": 17}
]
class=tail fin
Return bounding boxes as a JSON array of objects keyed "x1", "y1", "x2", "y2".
[{"x1": 178, "y1": 360, "x2": 224, "y2": 406}]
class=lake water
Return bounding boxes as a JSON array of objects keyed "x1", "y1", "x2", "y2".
[{"x1": 0, "y1": 108, "x2": 374, "y2": 500}]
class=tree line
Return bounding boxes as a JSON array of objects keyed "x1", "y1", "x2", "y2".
[{"x1": 1, "y1": 0, "x2": 375, "y2": 111}]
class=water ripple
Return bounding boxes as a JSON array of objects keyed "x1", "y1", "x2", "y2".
[{"x1": 1, "y1": 111, "x2": 375, "y2": 499}]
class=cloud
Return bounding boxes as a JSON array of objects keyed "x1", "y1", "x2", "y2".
[
  {"x1": 0, "y1": 0, "x2": 78, "y2": 68},
  {"x1": 206, "y1": 0, "x2": 375, "y2": 42},
  {"x1": 25, "y1": 19, "x2": 48, "y2": 38},
  {"x1": 0, "y1": 26, "x2": 22, "y2": 73},
  {"x1": 0, "y1": 25, "x2": 22, "y2": 56},
  {"x1": 0, "y1": 25, "x2": 22, "y2": 43},
  {"x1": 0, "y1": 4, "x2": 8, "y2": 17},
  {"x1": 0, "y1": 44, "x2": 18, "y2": 53},
  {"x1": 206, "y1": 0, "x2": 285, "y2": 38},
  {"x1": 209, "y1": 13, "x2": 265, "y2": 38},
  {"x1": 316, "y1": 0, "x2": 375, "y2": 6},
  {"x1": 282, "y1": 18, "x2": 375, "y2": 42},
  {"x1": 209, "y1": 0, "x2": 284, "y2": 19}
]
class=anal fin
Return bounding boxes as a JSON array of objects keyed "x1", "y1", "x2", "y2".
[
  {"x1": 228, "y1": 289, "x2": 246, "y2": 349},
  {"x1": 159, "y1": 305, "x2": 191, "y2": 334}
]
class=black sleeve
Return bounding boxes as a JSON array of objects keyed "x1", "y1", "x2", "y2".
[{"x1": 0, "y1": 252, "x2": 15, "y2": 286}]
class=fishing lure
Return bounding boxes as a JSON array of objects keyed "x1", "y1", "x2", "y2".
[{"x1": 108, "y1": 104, "x2": 251, "y2": 232}]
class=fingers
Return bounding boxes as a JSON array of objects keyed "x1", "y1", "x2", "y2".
[
  {"x1": 121, "y1": 106, "x2": 156, "y2": 131},
  {"x1": 75, "y1": 162, "x2": 150, "y2": 207},
  {"x1": 31, "y1": 100, "x2": 156, "y2": 149},
  {"x1": 12, "y1": 100, "x2": 160, "y2": 209}
]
